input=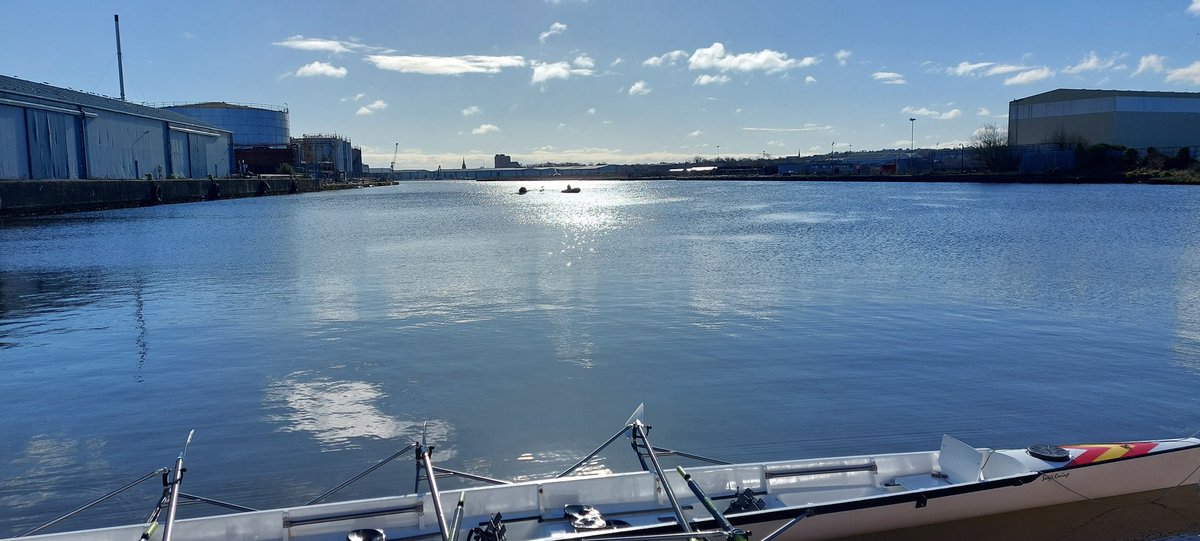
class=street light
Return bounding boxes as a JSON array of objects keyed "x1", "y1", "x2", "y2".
[{"x1": 909, "y1": 117, "x2": 916, "y2": 151}]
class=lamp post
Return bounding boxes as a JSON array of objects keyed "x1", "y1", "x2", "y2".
[{"x1": 909, "y1": 117, "x2": 916, "y2": 152}]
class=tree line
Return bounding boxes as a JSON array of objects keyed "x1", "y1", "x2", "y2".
[{"x1": 970, "y1": 122, "x2": 1196, "y2": 174}]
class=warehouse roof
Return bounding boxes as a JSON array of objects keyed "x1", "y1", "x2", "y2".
[
  {"x1": 1013, "y1": 88, "x2": 1200, "y2": 105},
  {"x1": 0, "y1": 74, "x2": 229, "y2": 132}
]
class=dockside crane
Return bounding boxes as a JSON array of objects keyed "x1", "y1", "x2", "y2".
[{"x1": 390, "y1": 142, "x2": 399, "y2": 179}]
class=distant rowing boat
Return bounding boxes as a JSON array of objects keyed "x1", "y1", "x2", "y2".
[{"x1": 8, "y1": 405, "x2": 1200, "y2": 541}]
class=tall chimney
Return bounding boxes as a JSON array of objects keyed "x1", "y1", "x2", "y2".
[{"x1": 114, "y1": 14, "x2": 126, "y2": 101}]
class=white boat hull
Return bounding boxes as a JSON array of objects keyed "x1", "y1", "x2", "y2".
[{"x1": 7, "y1": 435, "x2": 1200, "y2": 541}]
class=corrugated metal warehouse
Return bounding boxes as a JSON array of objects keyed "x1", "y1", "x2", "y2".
[
  {"x1": 0, "y1": 75, "x2": 233, "y2": 180},
  {"x1": 1008, "y1": 89, "x2": 1200, "y2": 149}
]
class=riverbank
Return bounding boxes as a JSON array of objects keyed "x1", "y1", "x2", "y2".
[
  {"x1": 0, "y1": 178, "x2": 390, "y2": 217},
  {"x1": 670, "y1": 171, "x2": 1200, "y2": 184}
]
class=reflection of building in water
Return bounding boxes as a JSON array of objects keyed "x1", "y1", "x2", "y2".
[{"x1": 134, "y1": 282, "x2": 149, "y2": 382}]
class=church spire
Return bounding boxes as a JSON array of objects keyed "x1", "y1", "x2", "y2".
[{"x1": 461, "y1": 158, "x2": 467, "y2": 169}]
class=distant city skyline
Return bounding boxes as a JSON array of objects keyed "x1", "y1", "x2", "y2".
[{"x1": 5, "y1": 0, "x2": 1200, "y2": 170}]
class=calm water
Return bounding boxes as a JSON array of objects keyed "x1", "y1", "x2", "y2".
[{"x1": 2, "y1": 180, "x2": 1200, "y2": 538}]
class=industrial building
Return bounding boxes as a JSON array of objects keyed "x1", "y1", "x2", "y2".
[
  {"x1": 1008, "y1": 89, "x2": 1200, "y2": 150},
  {"x1": 159, "y1": 102, "x2": 293, "y2": 175},
  {"x1": 494, "y1": 154, "x2": 521, "y2": 168},
  {"x1": 0, "y1": 75, "x2": 233, "y2": 180},
  {"x1": 293, "y1": 133, "x2": 362, "y2": 180}
]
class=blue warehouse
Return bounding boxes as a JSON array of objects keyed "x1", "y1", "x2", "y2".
[{"x1": 0, "y1": 75, "x2": 233, "y2": 180}]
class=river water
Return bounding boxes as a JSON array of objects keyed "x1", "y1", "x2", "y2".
[{"x1": 2, "y1": 180, "x2": 1199, "y2": 538}]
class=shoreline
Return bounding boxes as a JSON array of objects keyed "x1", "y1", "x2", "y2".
[{"x1": 2, "y1": 173, "x2": 1196, "y2": 218}]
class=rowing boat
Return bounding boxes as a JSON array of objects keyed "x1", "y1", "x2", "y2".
[{"x1": 8, "y1": 405, "x2": 1200, "y2": 541}]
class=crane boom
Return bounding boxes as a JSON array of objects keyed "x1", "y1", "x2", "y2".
[{"x1": 390, "y1": 142, "x2": 399, "y2": 171}]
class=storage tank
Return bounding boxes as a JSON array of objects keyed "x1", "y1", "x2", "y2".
[{"x1": 160, "y1": 102, "x2": 289, "y2": 147}]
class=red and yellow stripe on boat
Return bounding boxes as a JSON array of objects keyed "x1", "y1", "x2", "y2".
[{"x1": 1062, "y1": 442, "x2": 1158, "y2": 466}]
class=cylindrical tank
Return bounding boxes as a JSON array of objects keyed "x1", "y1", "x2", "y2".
[{"x1": 161, "y1": 102, "x2": 289, "y2": 147}]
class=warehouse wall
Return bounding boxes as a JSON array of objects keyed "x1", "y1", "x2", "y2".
[
  {"x1": 86, "y1": 113, "x2": 165, "y2": 179},
  {"x1": 0, "y1": 104, "x2": 30, "y2": 179}
]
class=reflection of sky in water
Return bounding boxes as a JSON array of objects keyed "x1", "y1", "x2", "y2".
[
  {"x1": 0, "y1": 434, "x2": 109, "y2": 512},
  {"x1": 756, "y1": 211, "x2": 861, "y2": 224},
  {"x1": 1174, "y1": 247, "x2": 1200, "y2": 371},
  {"x1": 266, "y1": 372, "x2": 447, "y2": 452},
  {"x1": 9, "y1": 181, "x2": 1200, "y2": 535},
  {"x1": 302, "y1": 274, "x2": 360, "y2": 323},
  {"x1": 466, "y1": 450, "x2": 615, "y2": 483}
]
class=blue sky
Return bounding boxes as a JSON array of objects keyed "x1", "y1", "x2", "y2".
[{"x1": 4, "y1": 1, "x2": 1200, "y2": 169}]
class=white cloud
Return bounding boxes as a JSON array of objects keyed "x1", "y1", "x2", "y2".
[
  {"x1": 767, "y1": 139, "x2": 786, "y2": 147},
  {"x1": 611, "y1": 57, "x2": 625, "y2": 66},
  {"x1": 948, "y1": 61, "x2": 995, "y2": 77},
  {"x1": 694, "y1": 74, "x2": 730, "y2": 85},
  {"x1": 1134, "y1": 54, "x2": 1166, "y2": 76},
  {"x1": 340, "y1": 92, "x2": 367, "y2": 102},
  {"x1": 573, "y1": 55, "x2": 595, "y2": 69},
  {"x1": 274, "y1": 35, "x2": 355, "y2": 54},
  {"x1": 472, "y1": 124, "x2": 500, "y2": 135},
  {"x1": 1190, "y1": 0, "x2": 1200, "y2": 15},
  {"x1": 1004, "y1": 66, "x2": 1054, "y2": 85},
  {"x1": 872, "y1": 71, "x2": 906, "y2": 84},
  {"x1": 985, "y1": 64, "x2": 1027, "y2": 76},
  {"x1": 835, "y1": 49, "x2": 852, "y2": 66},
  {"x1": 644, "y1": 50, "x2": 688, "y2": 67},
  {"x1": 1062, "y1": 51, "x2": 1121, "y2": 75},
  {"x1": 539, "y1": 22, "x2": 567, "y2": 43},
  {"x1": 532, "y1": 61, "x2": 572, "y2": 83},
  {"x1": 295, "y1": 61, "x2": 347, "y2": 78},
  {"x1": 977, "y1": 107, "x2": 992, "y2": 116},
  {"x1": 1167, "y1": 61, "x2": 1200, "y2": 84},
  {"x1": 688, "y1": 42, "x2": 812, "y2": 73},
  {"x1": 805, "y1": 75, "x2": 816, "y2": 84},
  {"x1": 902, "y1": 106, "x2": 961, "y2": 120},
  {"x1": 586, "y1": 107, "x2": 596, "y2": 114},
  {"x1": 462, "y1": 105, "x2": 481, "y2": 116},
  {"x1": 628, "y1": 80, "x2": 651, "y2": 95},
  {"x1": 355, "y1": 99, "x2": 388, "y2": 115},
  {"x1": 687, "y1": 130, "x2": 704, "y2": 137},
  {"x1": 365, "y1": 54, "x2": 526, "y2": 75},
  {"x1": 182, "y1": 32, "x2": 195, "y2": 39},
  {"x1": 531, "y1": 60, "x2": 593, "y2": 85}
]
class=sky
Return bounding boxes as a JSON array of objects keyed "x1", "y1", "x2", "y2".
[{"x1": 4, "y1": 0, "x2": 1200, "y2": 170}]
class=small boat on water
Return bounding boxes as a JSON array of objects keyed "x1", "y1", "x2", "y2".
[
  {"x1": 9, "y1": 405, "x2": 1200, "y2": 541},
  {"x1": 561, "y1": 184, "x2": 581, "y2": 193}
]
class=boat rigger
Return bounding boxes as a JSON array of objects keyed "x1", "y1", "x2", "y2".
[{"x1": 6, "y1": 405, "x2": 1200, "y2": 541}]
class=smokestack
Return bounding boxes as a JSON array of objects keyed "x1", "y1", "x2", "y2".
[{"x1": 114, "y1": 14, "x2": 126, "y2": 101}]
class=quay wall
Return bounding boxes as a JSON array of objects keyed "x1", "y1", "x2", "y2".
[{"x1": 0, "y1": 178, "x2": 319, "y2": 217}]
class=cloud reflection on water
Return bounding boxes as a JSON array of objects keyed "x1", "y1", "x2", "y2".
[{"x1": 265, "y1": 372, "x2": 447, "y2": 452}]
